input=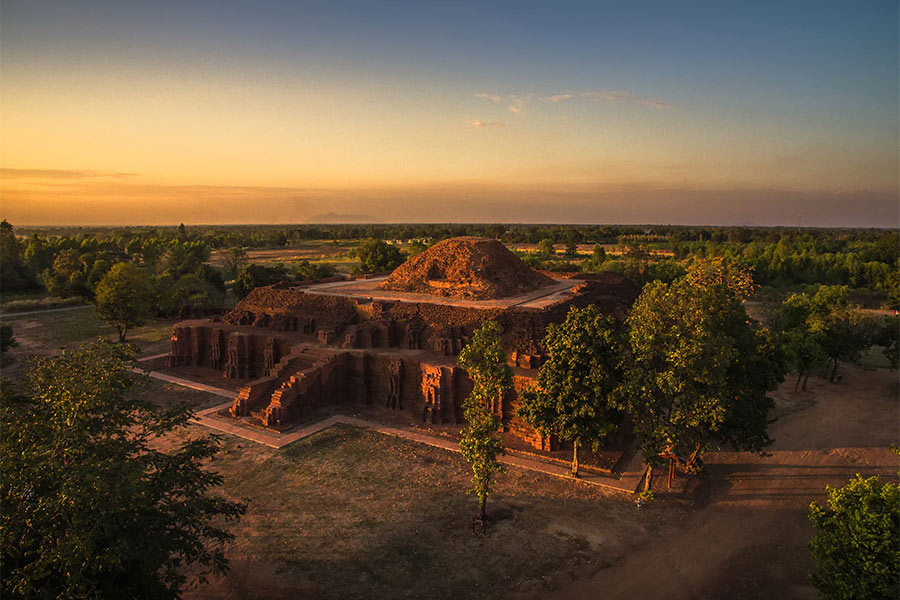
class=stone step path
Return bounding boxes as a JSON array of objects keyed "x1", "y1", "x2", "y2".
[
  {"x1": 137, "y1": 367, "x2": 646, "y2": 494},
  {"x1": 132, "y1": 368, "x2": 236, "y2": 398}
]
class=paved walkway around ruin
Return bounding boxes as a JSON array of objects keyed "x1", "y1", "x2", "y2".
[
  {"x1": 136, "y1": 367, "x2": 646, "y2": 495},
  {"x1": 0, "y1": 304, "x2": 92, "y2": 318}
]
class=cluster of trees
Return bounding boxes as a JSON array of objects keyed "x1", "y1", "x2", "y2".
[
  {"x1": 9, "y1": 222, "x2": 896, "y2": 302},
  {"x1": 460, "y1": 260, "x2": 787, "y2": 503},
  {"x1": 672, "y1": 233, "x2": 898, "y2": 300},
  {"x1": 779, "y1": 285, "x2": 896, "y2": 389},
  {"x1": 349, "y1": 238, "x2": 406, "y2": 274},
  {"x1": 0, "y1": 221, "x2": 40, "y2": 291},
  {"x1": 457, "y1": 260, "x2": 896, "y2": 596},
  {"x1": 3, "y1": 221, "x2": 340, "y2": 330},
  {"x1": 232, "y1": 261, "x2": 334, "y2": 300},
  {"x1": 457, "y1": 258, "x2": 896, "y2": 508},
  {"x1": 1, "y1": 340, "x2": 246, "y2": 598}
]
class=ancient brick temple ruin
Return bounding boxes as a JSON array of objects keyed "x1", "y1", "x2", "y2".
[{"x1": 166, "y1": 237, "x2": 638, "y2": 449}]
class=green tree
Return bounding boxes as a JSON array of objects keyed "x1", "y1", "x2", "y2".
[
  {"x1": 23, "y1": 235, "x2": 53, "y2": 275},
  {"x1": 782, "y1": 328, "x2": 827, "y2": 391},
  {"x1": 43, "y1": 248, "x2": 89, "y2": 298},
  {"x1": 407, "y1": 239, "x2": 429, "y2": 257},
  {"x1": 564, "y1": 230, "x2": 578, "y2": 257},
  {"x1": 158, "y1": 274, "x2": 225, "y2": 316},
  {"x1": 622, "y1": 260, "x2": 785, "y2": 487},
  {"x1": 808, "y1": 473, "x2": 899, "y2": 600},
  {"x1": 93, "y1": 262, "x2": 155, "y2": 341},
  {"x1": 872, "y1": 317, "x2": 899, "y2": 369},
  {"x1": 536, "y1": 238, "x2": 555, "y2": 258},
  {"x1": 782, "y1": 286, "x2": 875, "y2": 382},
  {"x1": 457, "y1": 321, "x2": 511, "y2": 521},
  {"x1": 0, "y1": 221, "x2": 38, "y2": 290},
  {"x1": 159, "y1": 241, "x2": 210, "y2": 279},
  {"x1": 0, "y1": 340, "x2": 246, "y2": 599},
  {"x1": 517, "y1": 306, "x2": 623, "y2": 477},
  {"x1": 351, "y1": 238, "x2": 405, "y2": 274},
  {"x1": 232, "y1": 264, "x2": 290, "y2": 300},
  {"x1": 580, "y1": 243, "x2": 608, "y2": 273},
  {"x1": 293, "y1": 259, "x2": 334, "y2": 281},
  {"x1": 780, "y1": 293, "x2": 828, "y2": 391},
  {"x1": 221, "y1": 247, "x2": 247, "y2": 279}
]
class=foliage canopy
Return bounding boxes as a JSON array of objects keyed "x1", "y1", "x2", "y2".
[
  {"x1": 517, "y1": 305, "x2": 623, "y2": 476},
  {"x1": 93, "y1": 262, "x2": 156, "y2": 341},
  {"x1": 621, "y1": 259, "x2": 786, "y2": 479},
  {"x1": 808, "y1": 473, "x2": 899, "y2": 600},
  {"x1": 0, "y1": 340, "x2": 246, "y2": 599}
]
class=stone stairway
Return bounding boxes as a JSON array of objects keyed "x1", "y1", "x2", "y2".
[
  {"x1": 231, "y1": 346, "x2": 332, "y2": 417},
  {"x1": 261, "y1": 349, "x2": 346, "y2": 426}
]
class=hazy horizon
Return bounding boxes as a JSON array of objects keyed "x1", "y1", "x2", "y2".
[{"x1": 2, "y1": 1, "x2": 897, "y2": 227}]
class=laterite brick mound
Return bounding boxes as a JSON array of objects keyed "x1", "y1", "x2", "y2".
[{"x1": 380, "y1": 237, "x2": 555, "y2": 300}]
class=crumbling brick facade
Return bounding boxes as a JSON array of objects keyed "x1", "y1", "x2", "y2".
[{"x1": 165, "y1": 239, "x2": 638, "y2": 448}]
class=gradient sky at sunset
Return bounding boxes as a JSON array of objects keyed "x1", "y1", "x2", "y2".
[{"x1": 1, "y1": 0, "x2": 897, "y2": 226}]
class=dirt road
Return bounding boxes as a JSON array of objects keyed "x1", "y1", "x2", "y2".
[{"x1": 535, "y1": 365, "x2": 898, "y2": 600}]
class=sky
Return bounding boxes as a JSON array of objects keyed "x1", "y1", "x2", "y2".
[{"x1": 1, "y1": 0, "x2": 897, "y2": 226}]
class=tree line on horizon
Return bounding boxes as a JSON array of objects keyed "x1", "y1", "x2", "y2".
[{"x1": 5, "y1": 221, "x2": 897, "y2": 309}]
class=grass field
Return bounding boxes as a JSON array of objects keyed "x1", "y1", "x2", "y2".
[
  {"x1": 0, "y1": 309, "x2": 177, "y2": 381},
  {"x1": 208, "y1": 241, "x2": 363, "y2": 275},
  {"x1": 179, "y1": 424, "x2": 672, "y2": 600}
]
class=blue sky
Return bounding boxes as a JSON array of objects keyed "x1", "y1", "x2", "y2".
[{"x1": 1, "y1": 0, "x2": 897, "y2": 225}]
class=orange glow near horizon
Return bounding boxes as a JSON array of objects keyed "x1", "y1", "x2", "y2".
[{"x1": 1, "y1": 1, "x2": 897, "y2": 227}]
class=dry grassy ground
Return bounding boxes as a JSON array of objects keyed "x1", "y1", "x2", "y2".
[
  {"x1": 175, "y1": 365, "x2": 896, "y2": 600},
  {"x1": 208, "y1": 242, "x2": 360, "y2": 275},
  {"x1": 178, "y1": 425, "x2": 676, "y2": 600},
  {"x1": 0, "y1": 309, "x2": 176, "y2": 382},
  {"x1": 4, "y1": 309, "x2": 897, "y2": 600}
]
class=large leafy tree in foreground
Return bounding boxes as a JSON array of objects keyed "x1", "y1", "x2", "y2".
[
  {"x1": 808, "y1": 472, "x2": 899, "y2": 600},
  {"x1": 1, "y1": 340, "x2": 246, "y2": 599},
  {"x1": 621, "y1": 259, "x2": 785, "y2": 487},
  {"x1": 517, "y1": 305, "x2": 623, "y2": 477},
  {"x1": 458, "y1": 320, "x2": 511, "y2": 521}
]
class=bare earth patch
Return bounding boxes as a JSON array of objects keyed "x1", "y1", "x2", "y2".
[
  {"x1": 534, "y1": 365, "x2": 898, "y2": 600},
  {"x1": 177, "y1": 425, "x2": 676, "y2": 600}
]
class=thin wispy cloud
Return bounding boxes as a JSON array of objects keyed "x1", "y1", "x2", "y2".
[
  {"x1": 637, "y1": 99, "x2": 670, "y2": 110},
  {"x1": 474, "y1": 89, "x2": 669, "y2": 114},
  {"x1": 474, "y1": 92, "x2": 533, "y2": 114},
  {"x1": 506, "y1": 95, "x2": 530, "y2": 115},
  {"x1": 0, "y1": 168, "x2": 139, "y2": 180},
  {"x1": 471, "y1": 120, "x2": 504, "y2": 128},
  {"x1": 581, "y1": 91, "x2": 632, "y2": 102},
  {"x1": 473, "y1": 93, "x2": 503, "y2": 103}
]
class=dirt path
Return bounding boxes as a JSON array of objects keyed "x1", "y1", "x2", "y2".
[
  {"x1": 0, "y1": 304, "x2": 91, "y2": 318},
  {"x1": 534, "y1": 366, "x2": 899, "y2": 600}
]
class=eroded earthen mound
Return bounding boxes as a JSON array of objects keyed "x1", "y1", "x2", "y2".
[{"x1": 380, "y1": 237, "x2": 555, "y2": 300}]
